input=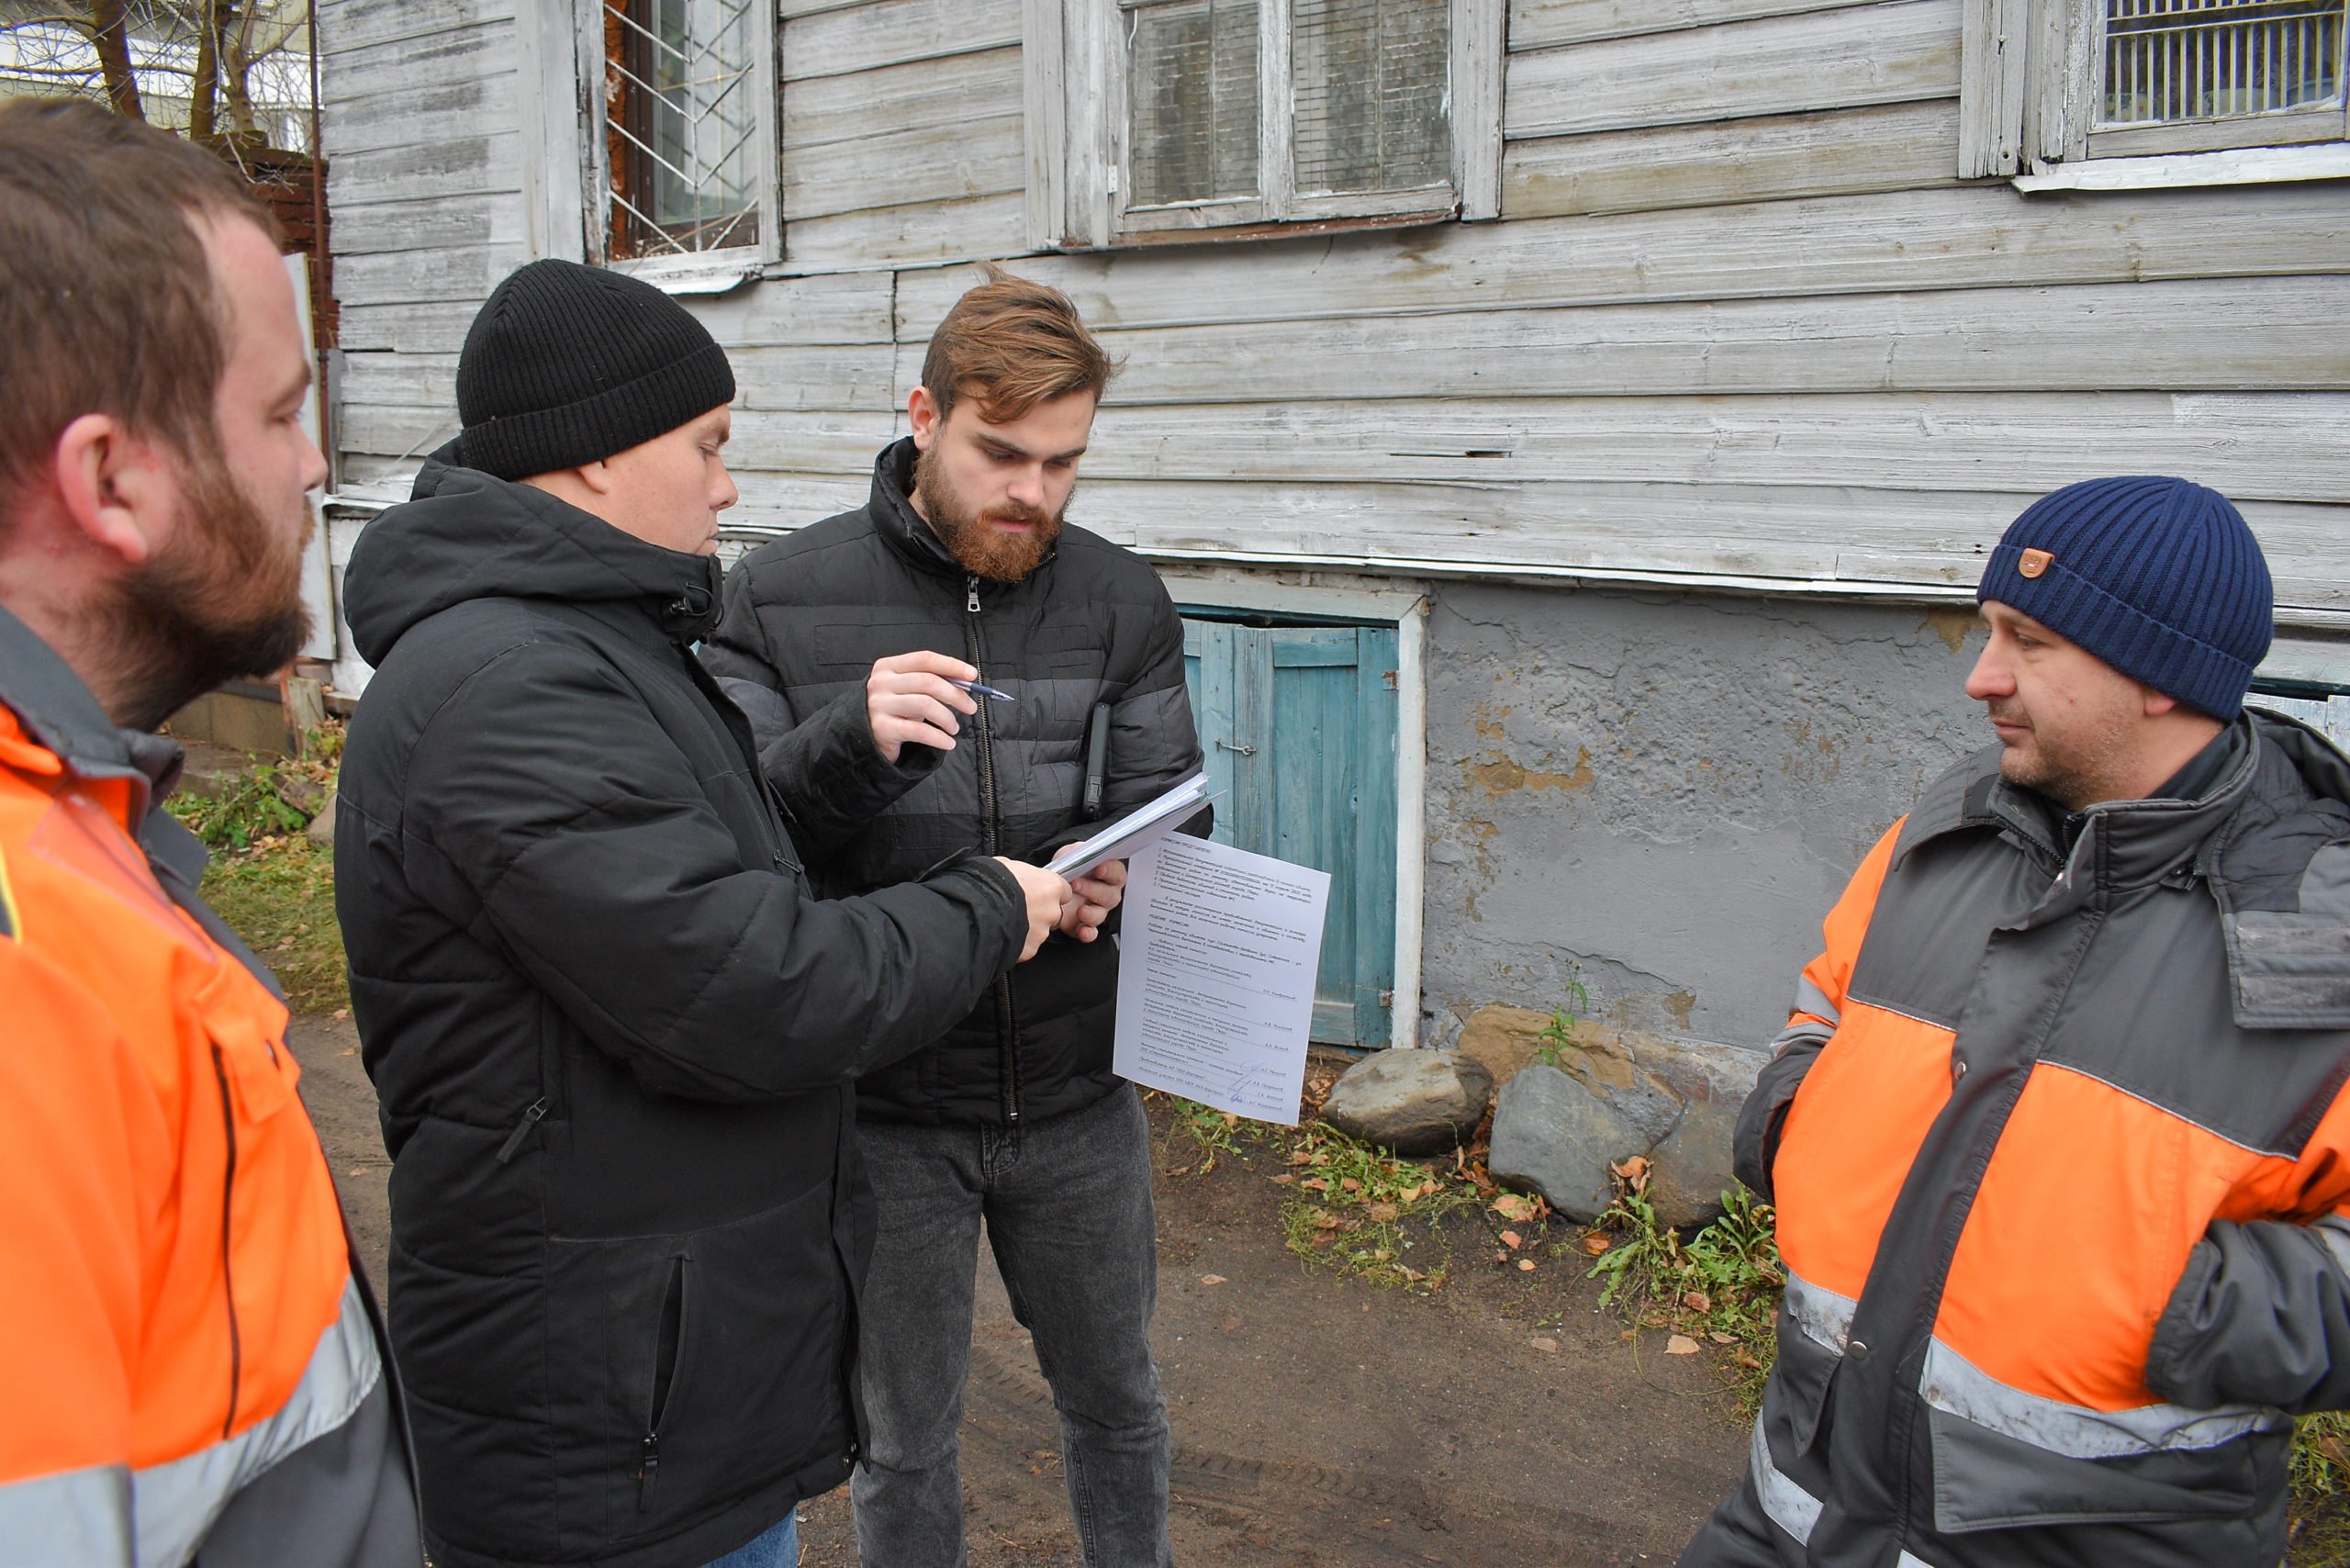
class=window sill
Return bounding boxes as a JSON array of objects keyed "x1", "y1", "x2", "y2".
[
  {"x1": 2013, "y1": 142, "x2": 2350, "y2": 193},
  {"x1": 606, "y1": 251, "x2": 763, "y2": 296},
  {"x1": 1070, "y1": 206, "x2": 1460, "y2": 252}
]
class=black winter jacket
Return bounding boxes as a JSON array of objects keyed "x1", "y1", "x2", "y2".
[
  {"x1": 334, "y1": 450, "x2": 1027, "y2": 1568},
  {"x1": 703, "y1": 440, "x2": 1204, "y2": 1126}
]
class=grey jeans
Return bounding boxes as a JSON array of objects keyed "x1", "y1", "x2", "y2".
[{"x1": 850, "y1": 1084, "x2": 1173, "y2": 1568}]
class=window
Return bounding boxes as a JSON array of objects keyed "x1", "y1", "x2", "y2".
[
  {"x1": 591, "y1": 0, "x2": 777, "y2": 272},
  {"x1": 1962, "y1": 0, "x2": 2349, "y2": 185},
  {"x1": 1027, "y1": 0, "x2": 1501, "y2": 249}
]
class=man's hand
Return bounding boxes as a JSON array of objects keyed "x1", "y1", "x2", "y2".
[
  {"x1": 867, "y1": 651, "x2": 980, "y2": 764},
  {"x1": 1057, "y1": 857, "x2": 1126, "y2": 944},
  {"x1": 994, "y1": 858, "x2": 1073, "y2": 963}
]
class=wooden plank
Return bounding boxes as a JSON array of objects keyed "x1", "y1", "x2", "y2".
[
  {"x1": 1957, "y1": 0, "x2": 2029, "y2": 177},
  {"x1": 336, "y1": 399, "x2": 463, "y2": 460},
  {"x1": 332, "y1": 192, "x2": 525, "y2": 257},
  {"x1": 328, "y1": 134, "x2": 522, "y2": 207},
  {"x1": 781, "y1": 0, "x2": 1022, "y2": 82},
  {"x1": 681, "y1": 272, "x2": 900, "y2": 346},
  {"x1": 784, "y1": 113, "x2": 1026, "y2": 221},
  {"x1": 1069, "y1": 392, "x2": 2350, "y2": 504},
  {"x1": 725, "y1": 471, "x2": 874, "y2": 531},
  {"x1": 1505, "y1": 0, "x2": 1962, "y2": 140},
  {"x1": 324, "y1": 76, "x2": 520, "y2": 160},
  {"x1": 331, "y1": 241, "x2": 528, "y2": 307},
  {"x1": 897, "y1": 182, "x2": 2350, "y2": 332},
  {"x1": 337, "y1": 353, "x2": 458, "y2": 412},
  {"x1": 1505, "y1": 100, "x2": 1961, "y2": 217},
  {"x1": 964, "y1": 276, "x2": 2350, "y2": 405},
  {"x1": 780, "y1": 192, "x2": 1029, "y2": 270},
  {"x1": 319, "y1": 0, "x2": 517, "y2": 60},
  {"x1": 1064, "y1": 476, "x2": 2350, "y2": 604},
  {"x1": 337, "y1": 300, "x2": 484, "y2": 355},
  {"x1": 784, "y1": 45, "x2": 1019, "y2": 149},
  {"x1": 724, "y1": 409, "x2": 901, "y2": 473},
  {"x1": 1509, "y1": 0, "x2": 1872, "y2": 50},
  {"x1": 322, "y1": 21, "x2": 511, "y2": 104},
  {"x1": 728, "y1": 344, "x2": 903, "y2": 412}
]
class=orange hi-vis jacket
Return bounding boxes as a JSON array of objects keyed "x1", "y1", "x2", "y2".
[
  {"x1": 1721, "y1": 714, "x2": 2350, "y2": 1568},
  {"x1": 0, "y1": 609, "x2": 415, "y2": 1566}
]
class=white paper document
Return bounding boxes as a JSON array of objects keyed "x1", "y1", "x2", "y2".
[
  {"x1": 1113, "y1": 834, "x2": 1331, "y2": 1126},
  {"x1": 1045, "y1": 772, "x2": 1213, "y2": 880}
]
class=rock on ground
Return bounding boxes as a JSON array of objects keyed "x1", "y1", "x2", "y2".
[
  {"x1": 1318, "y1": 1047, "x2": 1493, "y2": 1155},
  {"x1": 1487, "y1": 1062, "x2": 1651, "y2": 1222},
  {"x1": 1645, "y1": 1098, "x2": 1742, "y2": 1229}
]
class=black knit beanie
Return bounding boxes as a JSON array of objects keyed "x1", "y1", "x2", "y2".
[{"x1": 455, "y1": 259, "x2": 735, "y2": 481}]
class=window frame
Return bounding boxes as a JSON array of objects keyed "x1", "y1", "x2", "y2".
[
  {"x1": 1961, "y1": 0, "x2": 2349, "y2": 186},
  {"x1": 1025, "y1": 0, "x2": 1503, "y2": 251},
  {"x1": 575, "y1": 0, "x2": 782, "y2": 286}
]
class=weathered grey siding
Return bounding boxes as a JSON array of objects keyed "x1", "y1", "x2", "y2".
[{"x1": 319, "y1": 0, "x2": 2350, "y2": 1058}]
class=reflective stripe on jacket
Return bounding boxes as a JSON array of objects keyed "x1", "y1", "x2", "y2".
[
  {"x1": 1730, "y1": 712, "x2": 2350, "y2": 1568},
  {"x1": 0, "y1": 608, "x2": 414, "y2": 1567}
]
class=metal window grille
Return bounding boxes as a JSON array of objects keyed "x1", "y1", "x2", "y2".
[
  {"x1": 602, "y1": 0, "x2": 762, "y2": 258},
  {"x1": 2101, "y1": 0, "x2": 2346, "y2": 126}
]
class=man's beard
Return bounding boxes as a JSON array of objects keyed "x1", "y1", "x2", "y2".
[
  {"x1": 1987, "y1": 698, "x2": 2132, "y2": 812},
  {"x1": 104, "y1": 454, "x2": 310, "y2": 733},
  {"x1": 912, "y1": 445, "x2": 1066, "y2": 583}
]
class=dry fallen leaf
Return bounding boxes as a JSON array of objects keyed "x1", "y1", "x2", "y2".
[
  {"x1": 1313, "y1": 1212, "x2": 1344, "y2": 1231},
  {"x1": 1516, "y1": 1259, "x2": 1537, "y2": 1272},
  {"x1": 1499, "y1": 1230, "x2": 1523, "y2": 1249},
  {"x1": 1366, "y1": 1202, "x2": 1399, "y2": 1223},
  {"x1": 1288, "y1": 1149, "x2": 1315, "y2": 1166},
  {"x1": 1269, "y1": 1173, "x2": 1293, "y2": 1185},
  {"x1": 1666, "y1": 1335, "x2": 1701, "y2": 1355},
  {"x1": 1300, "y1": 1178, "x2": 1329, "y2": 1192},
  {"x1": 1340, "y1": 1177, "x2": 1362, "y2": 1193},
  {"x1": 1580, "y1": 1233, "x2": 1612, "y2": 1256},
  {"x1": 1684, "y1": 1290, "x2": 1712, "y2": 1313},
  {"x1": 1531, "y1": 1338, "x2": 1560, "y2": 1353},
  {"x1": 1200, "y1": 1274, "x2": 1227, "y2": 1286},
  {"x1": 1489, "y1": 1193, "x2": 1539, "y2": 1223},
  {"x1": 1708, "y1": 1330, "x2": 1738, "y2": 1345}
]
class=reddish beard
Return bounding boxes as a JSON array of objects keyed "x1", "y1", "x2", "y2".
[
  {"x1": 107, "y1": 448, "x2": 311, "y2": 732},
  {"x1": 912, "y1": 445, "x2": 1066, "y2": 583}
]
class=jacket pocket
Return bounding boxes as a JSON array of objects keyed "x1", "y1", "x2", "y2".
[
  {"x1": 1927, "y1": 1404, "x2": 2285, "y2": 1533},
  {"x1": 544, "y1": 1181, "x2": 850, "y2": 1551}
]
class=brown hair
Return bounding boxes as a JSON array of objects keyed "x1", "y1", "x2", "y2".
[
  {"x1": 919, "y1": 263, "x2": 1116, "y2": 426},
  {"x1": 0, "y1": 98, "x2": 280, "y2": 532}
]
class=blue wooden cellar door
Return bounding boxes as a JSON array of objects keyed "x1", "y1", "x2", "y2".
[{"x1": 1179, "y1": 614, "x2": 1400, "y2": 1048}]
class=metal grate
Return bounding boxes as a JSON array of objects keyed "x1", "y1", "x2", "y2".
[
  {"x1": 2101, "y1": 0, "x2": 2346, "y2": 126},
  {"x1": 602, "y1": 0, "x2": 762, "y2": 258}
]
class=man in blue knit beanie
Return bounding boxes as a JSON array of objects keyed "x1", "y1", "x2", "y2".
[{"x1": 1684, "y1": 477, "x2": 2350, "y2": 1568}]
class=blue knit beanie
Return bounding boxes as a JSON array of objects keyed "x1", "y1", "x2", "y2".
[{"x1": 1975, "y1": 476, "x2": 2272, "y2": 720}]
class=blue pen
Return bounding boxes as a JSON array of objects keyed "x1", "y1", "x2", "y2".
[{"x1": 946, "y1": 676, "x2": 1016, "y2": 702}]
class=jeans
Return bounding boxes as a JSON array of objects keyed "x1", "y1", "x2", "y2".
[
  {"x1": 851, "y1": 1085, "x2": 1172, "y2": 1568},
  {"x1": 702, "y1": 1510, "x2": 798, "y2": 1568}
]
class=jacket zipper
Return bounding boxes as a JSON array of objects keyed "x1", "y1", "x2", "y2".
[
  {"x1": 207, "y1": 1043, "x2": 244, "y2": 1439},
  {"x1": 496, "y1": 1097, "x2": 549, "y2": 1163},
  {"x1": 640, "y1": 1257, "x2": 687, "y2": 1510},
  {"x1": 964, "y1": 573, "x2": 1023, "y2": 1125}
]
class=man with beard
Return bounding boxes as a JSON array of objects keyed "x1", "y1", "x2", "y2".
[
  {"x1": 333, "y1": 257, "x2": 1069, "y2": 1568},
  {"x1": 704, "y1": 266, "x2": 1203, "y2": 1567},
  {"x1": 0, "y1": 101, "x2": 420, "y2": 1564},
  {"x1": 1685, "y1": 477, "x2": 2350, "y2": 1568}
]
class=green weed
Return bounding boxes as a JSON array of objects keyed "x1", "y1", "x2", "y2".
[
  {"x1": 1583, "y1": 1171, "x2": 1783, "y2": 1417},
  {"x1": 1532, "y1": 978, "x2": 1594, "y2": 1070},
  {"x1": 198, "y1": 839, "x2": 347, "y2": 1014},
  {"x1": 1276, "y1": 1122, "x2": 1474, "y2": 1293}
]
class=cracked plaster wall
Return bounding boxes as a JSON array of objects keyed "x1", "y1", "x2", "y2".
[{"x1": 1420, "y1": 582, "x2": 1988, "y2": 1064}]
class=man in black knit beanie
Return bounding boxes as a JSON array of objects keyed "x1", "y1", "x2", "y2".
[{"x1": 334, "y1": 259, "x2": 1072, "y2": 1568}]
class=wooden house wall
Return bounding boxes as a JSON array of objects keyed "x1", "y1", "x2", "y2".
[{"x1": 322, "y1": 0, "x2": 2350, "y2": 617}]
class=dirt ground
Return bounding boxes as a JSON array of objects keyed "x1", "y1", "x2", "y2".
[{"x1": 290, "y1": 1017, "x2": 1745, "y2": 1567}]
